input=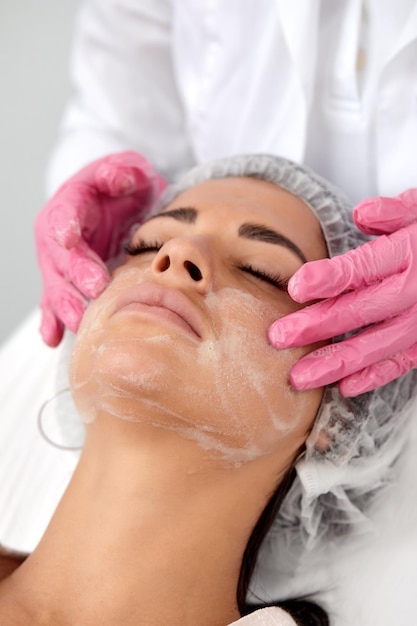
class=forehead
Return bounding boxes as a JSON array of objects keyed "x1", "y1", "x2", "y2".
[{"x1": 164, "y1": 177, "x2": 328, "y2": 262}]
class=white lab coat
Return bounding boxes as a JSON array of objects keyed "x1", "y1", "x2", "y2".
[
  {"x1": 48, "y1": 0, "x2": 417, "y2": 205},
  {"x1": 2, "y1": 2, "x2": 417, "y2": 625}
]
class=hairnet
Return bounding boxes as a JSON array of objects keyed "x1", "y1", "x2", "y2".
[{"x1": 153, "y1": 154, "x2": 417, "y2": 599}]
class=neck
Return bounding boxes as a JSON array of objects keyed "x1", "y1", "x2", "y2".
[{"x1": 0, "y1": 416, "x2": 289, "y2": 626}]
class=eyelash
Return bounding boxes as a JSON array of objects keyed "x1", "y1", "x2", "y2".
[
  {"x1": 124, "y1": 239, "x2": 289, "y2": 291},
  {"x1": 238, "y1": 264, "x2": 289, "y2": 291},
  {"x1": 124, "y1": 239, "x2": 164, "y2": 255}
]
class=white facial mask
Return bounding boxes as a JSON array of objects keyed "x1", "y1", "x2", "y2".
[{"x1": 70, "y1": 274, "x2": 317, "y2": 465}]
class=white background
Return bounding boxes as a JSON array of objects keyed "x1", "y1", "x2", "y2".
[{"x1": 0, "y1": 0, "x2": 80, "y2": 345}]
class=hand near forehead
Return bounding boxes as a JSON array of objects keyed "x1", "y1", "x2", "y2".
[
  {"x1": 34, "y1": 151, "x2": 167, "y2": 347},
  {"x1": 268, "y1": 188, "x2": 417, "y2": 397}
]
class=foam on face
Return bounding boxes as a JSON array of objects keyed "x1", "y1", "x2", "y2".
[{"x1": 70, "y1": 274, "x2": 317, "y2": 465}]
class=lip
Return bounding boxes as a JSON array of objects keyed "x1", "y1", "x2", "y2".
[{"x1": 111, "y1": 282, "x2": 204, "y2": 339}]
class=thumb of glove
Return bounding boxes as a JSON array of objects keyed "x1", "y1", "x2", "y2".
[{"x1": 354, "y1": 188, "x2": 417, "y2": 235}]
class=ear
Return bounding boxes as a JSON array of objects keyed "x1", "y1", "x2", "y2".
[{"x1": 313, "y1": 428, "x2": 332, "y2": 452}]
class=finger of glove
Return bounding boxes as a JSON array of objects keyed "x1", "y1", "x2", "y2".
[
  {"x1": 95, "y1": 151, "x2": 158, "y2": 198},
  {"x1": 39, "y1": 295, "x2": 64, "y2": 347},
  {"x1": 339, "y1": 342, "x2": 417, "y2": 396},
  {"x1": 354, "y1": 188, "x2": 417, "y2": 235},
  {"x1": 288, "y1": 305, "x2": 417, "y2": 391},
  {"x1": 46, "y1": 183, "x2": 100, "y2": 248},
  {"x1": 287, "y1": 226, "x2": 413, "y2": 303},
  {"x1": 45, "y1": 270, "x2": 88, "y2": 334},
  {"x1": 66, "y1": 240, "x2": 111, "y2": 299},
  {"x1": 269, "y1": 270, "x2": 412, "y2": 349},
  {"x1": 44, "y1": 237, "x2": 110, "y2": 299}
]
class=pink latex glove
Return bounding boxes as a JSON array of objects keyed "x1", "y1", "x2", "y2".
[
  {"x1": 35, "y1": 151, "x2": 167, "y2": 347},
  {"x1": 268, "y1": 188, "x2": 417, "y2": 397}
]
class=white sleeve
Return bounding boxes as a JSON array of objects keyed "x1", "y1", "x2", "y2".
[
  {"x1": 228, "y1": 607, "x2": 297, "y2": 626},
  {"x1": 46, "y1": 0, "x2": 195, "y2": 195}
]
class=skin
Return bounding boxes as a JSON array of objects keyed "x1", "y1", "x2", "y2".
[{"x1": 0, "y1": 177, "x2": 328, "y2": 626}]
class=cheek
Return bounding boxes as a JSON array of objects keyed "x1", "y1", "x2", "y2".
[
  {"x1": 69, "y1": 267, "x2": 152, "y2": 421},
  {"x1": 199, "y1": 288, "x2": 323, "y2": 458}
]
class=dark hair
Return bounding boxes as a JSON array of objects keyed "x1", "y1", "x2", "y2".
[{"x1": 237, "y1": 467, "x2": 330, "y2": 626}]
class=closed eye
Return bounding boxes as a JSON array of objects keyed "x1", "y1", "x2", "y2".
[
  {"x1": 124, "y1": 239, "x2": 164, "y2": 255},
  {"x1": 124, "y1": 239, "x2": 289, "y2": 291},
  {"x1": 239, "y1": 264, "x2": 289, "y2": 291}
]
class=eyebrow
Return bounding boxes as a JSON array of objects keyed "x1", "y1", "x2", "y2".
[
  {"x1": 147, "y1": 206, "x2": 307, "y2": 264},
  {"x1": 147, "y1": 207, "x2": 197, "y2": 223},
  {"x1": 238, "y1": 223, "x2": 307, "y2": 263}
]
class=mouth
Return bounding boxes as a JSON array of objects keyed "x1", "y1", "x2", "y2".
[{"x1": 111, "y1": 282, "x2": 204, "y2": 339}]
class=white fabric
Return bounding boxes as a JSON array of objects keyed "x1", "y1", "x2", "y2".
[
  {"x1": 47, "y1": 0, "x2": 417, "y2": 204},
  {"x1": 2, "y1": 1, "x2": 417, "y2": 624},
  {"x1": 228, "y1": 607, "x2": 296, "y2": 626},
  {"x1": 0, "y1": 311, "x2": 77, "y2": 552},
  {"x1": 320, "y1": 405, "x2": 417, "y2": 626}
]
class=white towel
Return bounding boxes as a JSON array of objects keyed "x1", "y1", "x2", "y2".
[{"x1": 228, "y1": 607, "x2": 296, "y2": 625}]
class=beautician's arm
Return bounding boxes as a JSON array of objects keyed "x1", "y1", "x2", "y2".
[
  {"x1": 36, "y1": 0, "x2": 196, "y2": 348},
  {"x1": 46, "y1": 0, "x2": 193, "y2": 194}
]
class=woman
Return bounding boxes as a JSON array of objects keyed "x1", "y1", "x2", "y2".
[{"x1": 1, "y1": 155, "x2": 415, "y2": 625}]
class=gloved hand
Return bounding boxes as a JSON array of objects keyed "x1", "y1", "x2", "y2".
[
  {"x1": 35, "y1": 151, "x2": 167, "y2": 347},
  {"x1": 268, "y1": 188, "x2": 417, "y2": 397}
]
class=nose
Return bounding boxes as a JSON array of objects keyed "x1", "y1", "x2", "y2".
[{"x1": 151, "y1": 237, "x2": 213, "y2": 294}]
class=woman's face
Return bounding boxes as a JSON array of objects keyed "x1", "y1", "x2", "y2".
[{"x1": 70, "y1": 177, "x2": 328, "y2": 464}]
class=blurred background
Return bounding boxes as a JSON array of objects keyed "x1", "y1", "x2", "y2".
[{"x1": 0, "y1": 0, "x2": 80, "y2": 345}]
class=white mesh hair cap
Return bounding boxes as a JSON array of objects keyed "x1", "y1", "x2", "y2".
[
  {"x1": 153, "y1": 154, "x2": 417, "y2": 599},
  {"x1": 152, "y1": 153, "x2": 369, "y2": 257}
]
